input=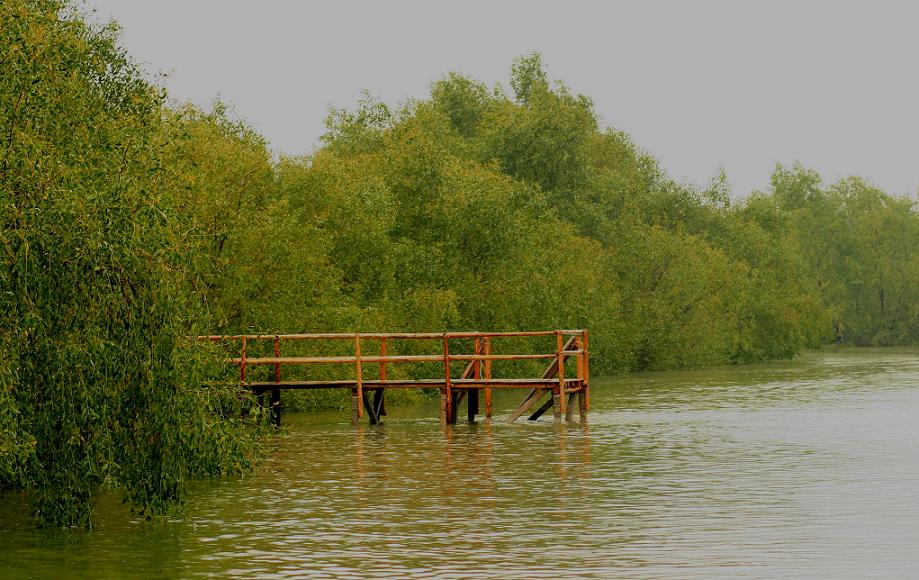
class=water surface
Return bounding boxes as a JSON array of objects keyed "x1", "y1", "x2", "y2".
[{"x1": 2, "y1": 348, "x2": 918, "y2": 578}]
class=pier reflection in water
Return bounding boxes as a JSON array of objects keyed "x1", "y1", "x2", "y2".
[{"x1": 2, "y1": 348, "x2": 919, "y2": 578}]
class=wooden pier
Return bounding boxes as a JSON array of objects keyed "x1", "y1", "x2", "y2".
[{"x1": 198, "y1": 330, "x2": 589, "y2": 426}]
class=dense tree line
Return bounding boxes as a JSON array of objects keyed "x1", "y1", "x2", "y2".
[{"x1": 2, "y1": 3, "x2": 917, "y2": 525}]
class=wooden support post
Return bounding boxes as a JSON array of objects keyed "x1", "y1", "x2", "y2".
[
  {"x1": 552, "y1": 388, "x2": 562, "y2": 420},
  {"x1": 378, "y1": 338, "x2": 387, "y2": 416},
  {"x1": 578, "y1": 387, "x2": 587, "y2": 422},
  {"x1": 270, "y1": 335, "x2": 281, "y2": 426},
  {"x1": 351, "y1": 388, "x2": 359, "y2": 425},
  {"x1": 451, "y1": 391, "x2": 460, "y2": 425},
  {"x1": 556, "y1": 331, "x2": 567, "y2": 421},
  {"x1": 373, "y1": 388, "x2": 385, "y2": 420},
  {"x1": 484, "y1": 337, "x2": 492, "y2": 418},
  {"x1": 574, "y1": 337, "x2": 584, "y2": 386},
  {"x1": 440, "y1": 389, "x2": 448, "y2": 425},
  {"x1": 240, "y1": 336, "x2": 247, "y2": 386},
  {"x1": 470, "y1": 337, "x2": 481, "y2": 423},
  {"x1": 362, "y1": 392, "x2": 380, "y2": 425},
  {"x1": 467, "y1": 388, "x2": 479, "y2": 423},
  {"x1": 443, "y1": 334, "x2": 453, "y2": 424},
  {"x1": 565, "y1": 392, "x2": 576, "y2": 422},
  {"x1": 354, "y1": 334, "x2": 363, "y2": 421},
  {"x1": 270, "y1": 388, "x2": 281, "y2": 426},
  {"x1": 273, "y1": 335, "x2": 281, "y2": 383},
  {"x1": 528, "y1": 396, "x2": 554, "y2": 421}
]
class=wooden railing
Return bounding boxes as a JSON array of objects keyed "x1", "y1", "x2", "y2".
[{"x1": 197, "y1": 330, "x2": 589, "y2": 425}]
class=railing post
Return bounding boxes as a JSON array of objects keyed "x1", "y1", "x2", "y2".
[
  {"x1": 443, "y1": 334, "x2": 453, "y2": 425},
  {"x1": 574, "y1": 336, "x2": 586, "y2": 421},
  {"x1": 240, "y1": 336, "x2": 247, "y2": 386},
  {"x1": 555, "y1": 331, "x2": 567, "y2": 421},
  {"x1": 270, "y1": 335, "x2": 281, "y2": 426},
  {"x1": 484, "y1": 336, "x2": 492, "y2": 418},
  {"x1": 273, "y1": 335, "x2": 281, "y2": 383},
  {"x1": 354, "y1": 334, "x2": 363, "y2": 423},
  {"x1": 377, "y1": 337, "x2": 387, "y2": 417},
  {"x1": 469, "y1": 337, "x2": 481, "y2": 423}
]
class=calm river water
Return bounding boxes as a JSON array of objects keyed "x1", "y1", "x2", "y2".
[{"x1": 2, "y1": 348, "x2": 919, "y2": 578}]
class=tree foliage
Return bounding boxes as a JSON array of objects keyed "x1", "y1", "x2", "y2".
[{"x1": 0, "y1": 0, "x2": 261, "y2": 526}]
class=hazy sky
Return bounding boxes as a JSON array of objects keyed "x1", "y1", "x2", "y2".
[{"x1": 84, "y1": 1, "x2": 919, "y2": 198}]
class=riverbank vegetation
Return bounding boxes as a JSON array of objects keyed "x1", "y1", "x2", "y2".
[{"x1": 2, "y1": 2, "x2": 917, "y2": 525}]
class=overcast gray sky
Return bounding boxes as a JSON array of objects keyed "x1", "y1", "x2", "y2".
[{"x1": 84, "y1": 1, "x2": 919, "y2": 198}]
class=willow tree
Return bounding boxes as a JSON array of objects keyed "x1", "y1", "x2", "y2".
[{"x1": 0, "y1": 0, "x2": 259, "y2": 526}]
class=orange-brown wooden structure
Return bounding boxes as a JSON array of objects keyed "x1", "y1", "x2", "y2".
[{"x1": 197, "y1": 330, "x2": 589, "y2": 426}]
